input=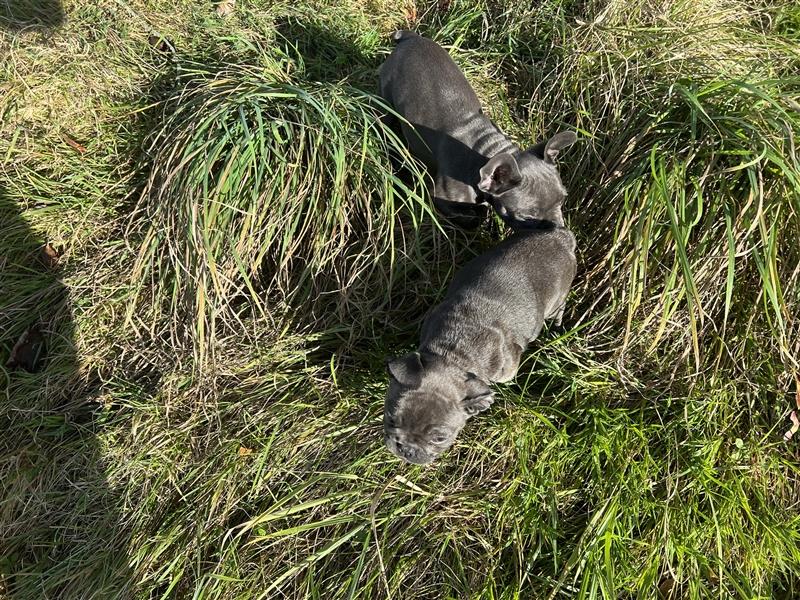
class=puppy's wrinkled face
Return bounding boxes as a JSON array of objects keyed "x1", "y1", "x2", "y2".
[
  {"x1": 478, "y1": 131, "x2": 578, "y2": 227},
  {"x1": 384, "y1": 352, "x2": 493, "y2": 464}
]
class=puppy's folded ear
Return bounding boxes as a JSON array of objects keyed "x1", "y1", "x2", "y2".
[
  {"x1": 386, "y1": 352, "x2": 423, "y2": 387},
  {"x1": 461, "y1": 374, "x2": 494, "y2": 416},
  {"x1": 478, "y1": 153, "x2": 521, "y2": 195},
  {"x1": 528, "y1": 131, "x2": 578, "y2": 164},
  {"x1": 462, "y1": 391, "x2": 494, "y2": 415}
]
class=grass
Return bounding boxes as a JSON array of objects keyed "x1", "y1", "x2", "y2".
[
  {"x1": 127, "y1": 61, "x2": 435, "y2": 360},
  {"x1": 1, "y1": 0, "x2": 799, "y2": 598}
]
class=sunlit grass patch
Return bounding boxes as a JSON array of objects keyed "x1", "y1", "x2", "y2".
[
  {"x1": 1, "y1": 0, "x2": 800, "y2": 599},
  {"x1": 457, "y1": 0, "x2": 800, "y2": 380}
]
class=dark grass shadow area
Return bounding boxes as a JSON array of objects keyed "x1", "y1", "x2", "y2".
[
  {"x1": 274, "y1": 16, "x2": 378, "y2": 86},
  {"x1": 0, "y1": 0, "x2": 64, "y2": 31},
  {"x1": 0, "y1": 187, "x2": 134, "y2": 598}
]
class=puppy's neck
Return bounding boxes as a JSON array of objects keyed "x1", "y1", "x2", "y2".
[
  {"x1": 506, "y1": 216, "x2": 563, "y2": 231},
  {"x1": 418, "y1": 349, "x2": 489, "y2": 385},
  {"x1": 488, "y1": 196, "x2": 567, "y2": 231},
  {"x1": 468, "y1": 113, "x2": 518, "y2": 160}
]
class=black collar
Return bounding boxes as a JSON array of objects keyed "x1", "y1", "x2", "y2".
[{"x1": 504, "y1": 216, "x2": 559, "y2": 231}]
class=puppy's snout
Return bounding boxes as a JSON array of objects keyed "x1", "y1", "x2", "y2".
[
  {"x1": 387, "y1": 440, "x2": 435, "y2": 465},
  {"x1": 403, "y1": 448, "x2": 435, "y2": 465}
]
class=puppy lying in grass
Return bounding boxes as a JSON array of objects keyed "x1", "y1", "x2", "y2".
[
  {"x1": 384, "y1": 221, "x2": 577, "y2": 464},
  {"x1": 379, "y1": 30, "x2": 577, "y2": 227}
]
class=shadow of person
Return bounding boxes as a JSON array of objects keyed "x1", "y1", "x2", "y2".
[
  {"x1": 0, "y1": 0, "x2": 64, "y2": 31},
  {"x1": 0, "y1": 186, "x2": 133, "y2": 597}
]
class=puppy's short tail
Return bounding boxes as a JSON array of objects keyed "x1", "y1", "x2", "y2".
[{"x1": 391, "y1": 30, "x2": 419, "y2": 44}]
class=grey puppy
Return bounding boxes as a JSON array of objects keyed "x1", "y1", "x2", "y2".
[
  {"x1": 379, "y1": 30, "x2": 577, "y2": 227},
  {"x1": 384, "y1": 225, "x2": 576, "y2": 464}
]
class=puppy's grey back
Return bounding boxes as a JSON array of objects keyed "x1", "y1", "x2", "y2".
[
  {"x1": 379, "y1": 32, "x2": 482, "y2": 134},
  {"x1": 421, "y1": 229, "x2": 576, "y2": 382}
]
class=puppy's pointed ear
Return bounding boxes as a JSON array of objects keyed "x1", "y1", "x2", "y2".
[
  {"x1": 386, "y1": 352, "x2": 423, "y2": 387},
  {"x1": 461, "y1": 374, "x2": 494, "y2": 416},
  {"x1": 478, "y1": 153, "x2": 521, "y2": 195},
  {"x1": 528, "y1": 131, "x2": 578, "y2": 164}
]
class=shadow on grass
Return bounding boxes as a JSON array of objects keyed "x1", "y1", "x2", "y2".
[
  {"x1": 274, "y1": 16, "x2": 378, "y2": 86},
  {"x1": 0, "y1": 0, "x2": 64, "y2": 31},
  {"x1": 0, "y1": 187, "x2": 133, "y2": 598}
]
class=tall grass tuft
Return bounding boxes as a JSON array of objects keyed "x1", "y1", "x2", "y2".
[
  {"x1": 575, "y1": 76, "x2": 800, "y2": 373},
  {"x1": 128, "y1": 60, "x2": 437, "y2": 361}
]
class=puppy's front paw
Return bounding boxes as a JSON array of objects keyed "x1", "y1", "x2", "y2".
[{"x1": 433, "y1": 198, "x2": 488, "y2": 230}]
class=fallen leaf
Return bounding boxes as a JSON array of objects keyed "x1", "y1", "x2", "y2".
[
  {"x1": 657, "y1": 573, "x2": 676, "y2": 599},
  {"x1": 784, "y1": 411, "x2": 799, "y2": 442},
  {"x1": 795, "y1": 372, "x2": 800, "y2": 410},
  {"x1": 40, "y1": 243, "x2": 60, "y2": 270},
  {"x1": 216, "y1": 0, "x2": 235, "y2": 17},
  {"x1": 403, "y1": 1, "x2": 417, "y2": 23},
  {"x1": 6, "y1": 325, "x2": 45, "y2": 372},
  {"x1": 238, "y1": 446, "x2": 253, "y2": 456},
  {"x1": 61, "y1": 132, "x2": 86, "y2": 154}
]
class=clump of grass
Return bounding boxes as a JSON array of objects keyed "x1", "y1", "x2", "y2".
[
  {"x1": 128, "y1": 58, "x2": 444, "y2": 360},
  {"x1": 581, "y1": 77, "x2": 800, "y2": 371}
]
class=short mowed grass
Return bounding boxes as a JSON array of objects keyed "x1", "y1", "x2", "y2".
[{"x1": 2, "y1": 0, "x2": 800, "y2": 598}]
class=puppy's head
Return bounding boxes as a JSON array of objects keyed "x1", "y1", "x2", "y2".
[
  {"x1": 478, "y1": 131, "x2": 578, "y2": 226},
  {"x1": 383, "y1": 352, "x2": 493, "y2": 464}
]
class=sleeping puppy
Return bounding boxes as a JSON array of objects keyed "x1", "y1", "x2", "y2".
[
  {"x1": 379, "y1": 30, "x2": 577, "y2": 227},
  {"x1": 384, "y1": 225, "x2": 576, "y2": 464}
]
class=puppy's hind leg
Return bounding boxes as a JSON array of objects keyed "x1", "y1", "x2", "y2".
[
  {"x1": 548, "y1": 302, "x2": 566, "y2": 328},
  {"x1": 377, "y1": 108, "x2": 404, "y2": 165}
]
